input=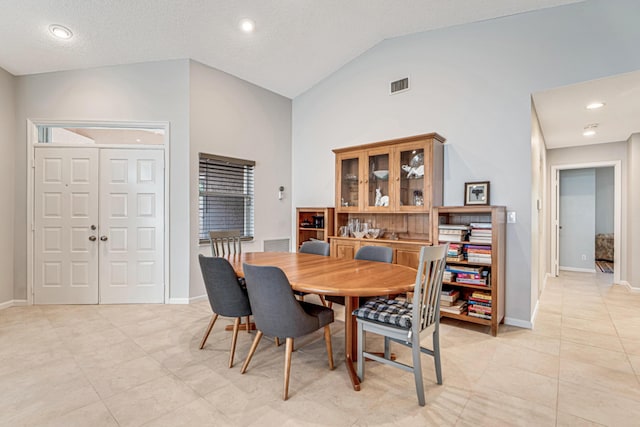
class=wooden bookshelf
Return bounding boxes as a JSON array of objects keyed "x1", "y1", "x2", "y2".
[
  {"x1": 433, "y1": 206, "x2": 506, "y2": 336},
  {"x1": 296, "y1": 207, "x2": 334, "y2": 250}
]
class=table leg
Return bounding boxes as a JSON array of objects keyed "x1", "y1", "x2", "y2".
[{"x1": 344, "y1": 296, "x2": 361, "y2": 391}]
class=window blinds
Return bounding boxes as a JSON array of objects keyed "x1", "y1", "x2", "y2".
[{"x1": 199, "y1": 153, "x2": 255, "y2": 242}]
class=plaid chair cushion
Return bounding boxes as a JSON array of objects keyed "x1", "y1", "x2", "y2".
[{"x1": 353, "y1": 297, "x2": 413, "y2": 329}]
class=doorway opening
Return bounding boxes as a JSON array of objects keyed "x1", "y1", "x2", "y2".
[{"x1": 550, "y1": 161, "x2": 621, "y2": 284}]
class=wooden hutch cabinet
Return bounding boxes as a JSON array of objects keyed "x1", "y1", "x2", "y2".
[{"x1": 331, "y1": 133, "x2": 445, "y2": 268}]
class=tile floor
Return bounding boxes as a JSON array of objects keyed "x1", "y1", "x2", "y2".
[{"x1": 1, "y1": 271, "x2": 640, "y2": 426}]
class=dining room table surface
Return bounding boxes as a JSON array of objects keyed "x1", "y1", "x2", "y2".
[{"x1": 224, "y1": 251, "x2": 418, "y2": 391}]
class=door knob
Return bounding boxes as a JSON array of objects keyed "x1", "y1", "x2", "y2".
[
  {"x1": 88, "y1": 236, "x2": 97, "y2": 241},
  {"x1": 100, "y1": 236, "x2": 108, "y2": 241}
]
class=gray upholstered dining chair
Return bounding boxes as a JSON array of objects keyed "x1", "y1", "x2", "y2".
[
  {"x1": 325, "y1": 245, "x2": 393, "y2": 307},
  {"x1": 240, "y1": 263, "x2": 335, "y2": 400},
  {"x1": 299, "y1": 240, "x2": 330, "y2": 256},
  {"x1": 353, "y1": 244, "x2": 448, "y2": 406},
  {"x1": 198, "y1": 255, "x2": 252, "y2": 368},
  {"x1": 209, "y1": 230, "x2": 242, "y2": 257},
  {"x1": 297, "y1": 240, "x2": 330, "y2": 306}
]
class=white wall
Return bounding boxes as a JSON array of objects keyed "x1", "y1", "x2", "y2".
[
  {"x1": 189, "y1": 61, "x2": 292, "y2": 299},
  {"x1": 595, "y1": 167, "x2": 614, "y2": 234},
  {"x1": 15, "y1": 60, "x2": 191, "y2": 301},
  {"x1": 559, "y1": 169, "x2": 595, "y2": 270},
  {"x1": 292, "y1": 0, "x2": 640, "y2": 323},
  {"x1": 628, "y1": 133, "x2": 640, "y2": 286},
  {"x1": 0, "y1": 67, "x2": 15, "y2": 305}
]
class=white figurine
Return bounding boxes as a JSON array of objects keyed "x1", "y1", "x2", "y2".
[
  {"x1": 401, "y1": 164, "x2": 425, "y2": 178},
  {"x1": 375, "y1": 188, "x2": 390, "y2": 207},
  {"x1": 375, "y1": 188, "x2": 382, "y2": 206}
]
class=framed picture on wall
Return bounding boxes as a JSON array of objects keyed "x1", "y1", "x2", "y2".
[{"x1": 464, "y1": 181, "x2": 490, "y2": 205}]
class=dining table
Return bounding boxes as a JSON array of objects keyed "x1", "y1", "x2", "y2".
[{"x1": 224, "y1": 251, "x2": 417, "y2": 391}]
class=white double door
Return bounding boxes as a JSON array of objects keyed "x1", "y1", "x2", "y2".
[{"x1": 34, "y1": 147, "x2": 165, "y2": 304}]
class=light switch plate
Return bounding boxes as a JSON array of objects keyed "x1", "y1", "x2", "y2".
[{"x1": 507, "y1": 211, "x2": 517, "y2": 223}]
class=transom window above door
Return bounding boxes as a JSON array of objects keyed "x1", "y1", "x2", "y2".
[{"x1": 37, "y1": 125, "x2": 165, "y2": 145}]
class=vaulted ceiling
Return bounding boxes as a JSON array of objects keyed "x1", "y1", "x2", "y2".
[{"x1": 0, "y1": 0, "x2": 583, "y2": 98}]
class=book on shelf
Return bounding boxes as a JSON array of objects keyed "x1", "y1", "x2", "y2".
[
  {"x1": 468, "y1": 298, "x2": 492, "y2": 307},
  {"x1": 467, "y1": 311, "x2": 491, "y2": 320},
  {"x1": 456, "y1": 278, "x2": 488, "y2": 286},
  {"x1": 471, "y1": 291, "x2": 492, "y2": 301},
  {"x1": 440, "y1": 290, "x2": 460, "y2": 302},
  {"x1": 446, "y1": 265, "x2": 484, "y2": 274},
  {"x1": 446, "y1": 255, "x2": 464, "y2": 262},
  {"x1": 440, "y1": 299, "x2": 456, "y2": 307},
  {"x1": 439, "y1": 229, "x2": 468, "y2": 235},
  {"x1": 469, "y1": 222, "x2": 492, "y2": 229},
  {"x1": 439, "y1": 234, "x2": 466, "y2": 243},
  {"x1": 468, "y1": 238, "x2": 492, "y2": 244},
  {"x1": 439, "y1": 224, "x2": 471, "y2": 230},
  {"x1": 467, "y1": 257, "x2": 492, "y2": 264},
  {"x1": 440, "y1": 300, "x2": 467, "y2": 314}
]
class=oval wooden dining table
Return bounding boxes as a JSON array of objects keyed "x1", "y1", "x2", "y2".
[{"x1": 224, "y1": 251, "x2": 418, "y2": 391}]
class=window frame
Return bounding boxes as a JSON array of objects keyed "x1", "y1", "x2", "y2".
[{"x1": 198, "y1": 153, "x2": 256, "y2": 244}]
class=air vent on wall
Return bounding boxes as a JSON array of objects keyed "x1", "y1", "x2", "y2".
[{"x1": 390, "y1": 77, "x2": 409, "y2": 95}]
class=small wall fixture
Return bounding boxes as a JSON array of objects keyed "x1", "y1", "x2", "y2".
[
  {"x1": 49, "y1": 24, "x2": 73, "y2": 39},
  {"x1": 278, "y1": 186, "x2": 284, "y2": 200}
]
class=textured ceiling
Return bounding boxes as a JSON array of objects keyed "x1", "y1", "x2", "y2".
[{"x1": 0, "y1": 0, "x2": 583, "y2": 98}]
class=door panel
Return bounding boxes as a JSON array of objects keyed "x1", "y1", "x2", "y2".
[
  {"x1": 99, "y1": 149, "x2": 164, "y2": 303},
  {"x1": 34, "y1": 148, "x2": 99, "y2": 304}
]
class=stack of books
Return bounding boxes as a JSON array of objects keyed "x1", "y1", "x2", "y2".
[
  {"x1": 467, "y1": 291, "x2": 492, "y2": 319},
  {"x1": 440, "y1": 289, "x2": 467, "y2": 314},
  {"x1": 438, "y1": 224, "x2": 470, "y2": 243},
  {"x1": 446, "y1": 243, "x2": 464, "y2": 262},
  {"x1": 455, "y1": 269, "x2": 488, "y2": 286},
  {"x1": 466, "y1": 244, "x2": 492, "y2": 264},
  {"x1": 443, "y1": 269, "x2": 455, "y2": 282},
  {"x1": 469, "y1": 222, "x2": 492, "y2": 244},
  {"x1": 440, "y1": 289, "x2": 459, "y2": 306}
]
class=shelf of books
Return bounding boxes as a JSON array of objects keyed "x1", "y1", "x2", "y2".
[{"x1": 434, "y1": 206, "x2": 506, "y2": 336}]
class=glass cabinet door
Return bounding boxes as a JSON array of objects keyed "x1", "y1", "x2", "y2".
[
  {"x1": 367, "y1": 151, "x2": 390, "y2": 209},
  {"x1": 338, "y1": 155, "x2": 360, "y2": 210},
  {"x1": 397, "y1": 146, "x2": 426, "y2": 209}
]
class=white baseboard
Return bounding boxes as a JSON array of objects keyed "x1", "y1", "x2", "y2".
[
  {"x1": 168, "y1": 298, "x2": 190, "y2": 304},
  {"x1": 530, "y1": 299, "x2": 540, "y2": 329},
  {"x1": 619, "y1": 280, "x2": 640, "y2": 293},
  {"x1": 0, "y1": 299, "x2": 28, "y2": 310},
  {"x1": 504, "y1": 317, "x2": 532, "y2": 329},
  {"x1": 559, "y1": 266, "x2": 596, "y2": 273},
  {"x1": 168, "y1": 295, "x2": 208, "y2": 304},
  {"x1": 189, "y1": 294, "x2": 208, "y2": 303}
]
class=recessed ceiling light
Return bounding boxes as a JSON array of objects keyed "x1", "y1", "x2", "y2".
[
  {"x1": 49, "y1": 24, "x2": 73, "y2": 39},
  {"x1": 586, "y1": 102, "x2": 605, "y2": 110},
  {"x1": 239, "y1": 18, "x2": 255, "y2": 33}
]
